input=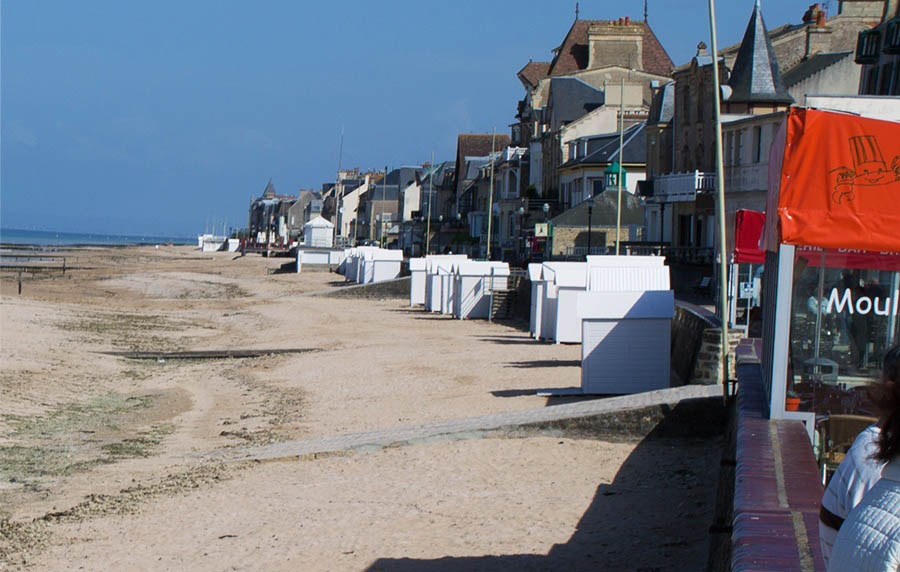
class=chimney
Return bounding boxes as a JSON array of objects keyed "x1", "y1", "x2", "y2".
[
  {"x1": 805, "y1": 5, "x2": 832, "y2": 58},
  {"x1": 587, "y1": 19, "x2": 644, "y2": 71}
]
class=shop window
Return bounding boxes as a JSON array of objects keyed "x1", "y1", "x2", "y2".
[{"x1": 785, "y1": 248, "x2": 900, "y2": 426}]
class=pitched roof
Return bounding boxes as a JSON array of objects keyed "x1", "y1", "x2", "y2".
[
  {"x1": 782, "y1": 51, "x2": 852, "y2": 87},
  {"x1": 456, "y1": 133, "x2": 511, "y2": 158},
  {"x1": 727, "y1": 2, "x2": 794, "y2": 105},
  {"x1": 560, "y1": 122, "x2": 647, "y2": 169},
  {"x1": 518, "y1": 61, "x2": 552, "y2": 89},
  {"x1": 648, "y1": 82, "x2": 675, "y2": 124},
  {"x1": 454, "y1": 133, "x2": 511, "y2": 193},
  {"x1": 547, "y1": 77, "x2": 606, "y2": 125},
  {"x1": 551, "y1": 189, "x2": 645, "y2": 227},
  {"x1": 547, "y1": 19, "x2": 674, "y2": 78}
]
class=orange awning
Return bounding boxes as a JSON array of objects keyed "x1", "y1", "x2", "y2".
[{"x1": 765, "y1": 107, "x2": 900, "y2": 252}]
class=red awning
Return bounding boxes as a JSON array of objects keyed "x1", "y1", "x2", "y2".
[
  {"x1": 734, "y1": 209, "x2": 765, "y2": 264},
  {"x1": 764, "y1": 108, "x2": 900, "y2": 252}
]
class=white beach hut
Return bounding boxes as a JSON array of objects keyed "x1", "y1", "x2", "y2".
[
  {"x1": 438, "y1": 261, "x2": 458, "y2": 314},
  {"x1": 578, "y1": 290, "x2": 674, "y2": 394},
  {"x1": 359, "y1": 248, "x2": 403, "y2": 283},
  {"x1": 409, "y1": 258, "x2": 427, "y2": 306},
  {"x1": 453, "y1": 261, "x2": 510, "y2": 320},
  {"x1": 536, "y1": 262, "x2": 584, "y2": 343},
  {"x1": 552, "y1": 263, "x2": 589, "y2": 343},
  {"x1": 303, "y1": 217, "x2": 334, "y2": 248},
  {"x1": 528, "y1": 263, "x2": 543, "y2": 338}
]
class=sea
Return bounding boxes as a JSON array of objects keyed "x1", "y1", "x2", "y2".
[{"x1": 0, "y1": 228, "x2": 195, "y2": 247}]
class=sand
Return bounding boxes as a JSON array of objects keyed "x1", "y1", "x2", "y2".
[{"x1": 0, "y1": 246, "x2": 721, "y2": 571}]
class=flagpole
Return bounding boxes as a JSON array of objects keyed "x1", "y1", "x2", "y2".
[{"x1": 708, "y1": 0, "x2": 731, "y2": 401}]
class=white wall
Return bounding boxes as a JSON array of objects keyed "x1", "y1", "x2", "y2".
[
  {"x1": 804, "y1": 95, "x2": 900, "y2": 121},
  {"x1": 788, "y1": 54, "x2": 861, "y2": 101}
]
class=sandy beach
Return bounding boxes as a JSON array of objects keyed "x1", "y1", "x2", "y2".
[{"x1": 0, "y1": 246, "x2": 722, "y2": 571}]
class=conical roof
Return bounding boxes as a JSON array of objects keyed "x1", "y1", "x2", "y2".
[
  {"x1": 262, "y1": 178, "x2": 276, "y2": 197},
  {"x1": 727, "y1": 1, "x2": 793, "y2": 105}
]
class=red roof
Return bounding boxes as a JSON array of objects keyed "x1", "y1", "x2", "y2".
[
  {"x1": 518, "y1": 61, "x2": 552, "y2": 89},
  {"x1": 547, "y1": 19, "x2": 674, "y2": 78}
]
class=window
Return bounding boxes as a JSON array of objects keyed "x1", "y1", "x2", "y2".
[
  {"x1": 682, "y1": 145, "x2": 691, "y2": 171},
  {"x1": 880, "y1": 63, "x2": 894, "y2": 94},
  {"x1": 726, "y1": 132, "x2": 734, "y2": 166},
  {"x1": 893, "y1": 63, "x2": 900, "y2": 96},
  {"x1": 752, "y1": 126, "x2": 762, "y2": 163},
  {"x1": 735, "y1": 130, "x2": 744, "y2": 166},
  {"x1": 508, "y1": 212, "x2": 515, "y2": 238},
  {"x1": 682, "y1": 86, "x2": 691, "y2": 125},
  {"x1": 697, "y1": 81, "x2": 705, "y2": 123}
]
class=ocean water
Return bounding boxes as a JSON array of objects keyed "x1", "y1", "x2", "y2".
[{"x1": 0, "y1": 228, "x2": 195, "y2": 247}]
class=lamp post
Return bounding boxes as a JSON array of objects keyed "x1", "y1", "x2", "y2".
[
  {"x1": 438, "y1": 215, "x2": 444, "y2": 253},
  {"x1": 543, "y1": 202, "x2": 550, "y2": 260},
  {"x1": 587, "y1": 203, "x2": 593, "y2": 259},
  {"x1": 517, "y1": 206, "x2": 525, "y2": 263},
  {"x1": 454, "y1": 212, "x2": 461, "y2": 255}
]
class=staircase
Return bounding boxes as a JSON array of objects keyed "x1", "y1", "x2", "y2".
[
  {"x1": 488, "y1": 268, "x2": 526, "y2": 321},
  {"x1": 489, "y1": 289, "x2": 516, "y2": 321}
]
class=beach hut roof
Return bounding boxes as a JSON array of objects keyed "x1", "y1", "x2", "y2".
[{"x1": 304, "y1": 216, "x2": 334, "y2": 229}]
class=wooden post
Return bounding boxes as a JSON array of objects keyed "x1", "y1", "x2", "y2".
[{"x1": 17, "y1": 271, "x2": 22, "y2": 295}]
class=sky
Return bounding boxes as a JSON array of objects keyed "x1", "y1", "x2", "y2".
[{"x1": 1, "y1": 0, "x2": 835, "y2": 236}]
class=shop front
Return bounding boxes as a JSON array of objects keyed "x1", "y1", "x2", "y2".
[{"x1": 760, "y1": 108, "x2": 900, "y2": 477}]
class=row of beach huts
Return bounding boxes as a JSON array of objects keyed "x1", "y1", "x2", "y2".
[{"x1": 298, "y1": 246, "x2": 676, "y2": 396}]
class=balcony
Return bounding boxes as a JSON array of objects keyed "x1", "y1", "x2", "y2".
[{"x1": 651, "y1": 171, "x2": 716, "y2": 203}]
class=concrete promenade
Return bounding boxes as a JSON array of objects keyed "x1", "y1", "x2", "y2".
[{"x1": 206, "y1": 384, "x2": 721, "y2": 463}]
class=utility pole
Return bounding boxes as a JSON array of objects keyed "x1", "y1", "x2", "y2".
[
  {"x1": 379, "y1": 165, "x2": 388, "y2": 247},
  {"x1": 708, "y1": 0, "x2": 731, "y2": 401},
  {"x1": 485, "y1": 129, "x2": 497, "y2": 261},
  {"x1": 333, "y1": 127, "x2": 344, "y2": 246},
  {"x1": 615, "y1": 78, "x2": 625, "y2": 255}
]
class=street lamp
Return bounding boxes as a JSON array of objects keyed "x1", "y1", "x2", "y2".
[
  {"x1": 517, "y1": 206, "x2": 525, "y2": 262},
  {"x1": 587, "y1": 203, "x2": 593, "y2": 259},
  {"x1": 438, "y1": 215, "x2": 444, "y2": 253},
  {"x1": 543, "y1": 203, "x2": 550, "y2": 260}
]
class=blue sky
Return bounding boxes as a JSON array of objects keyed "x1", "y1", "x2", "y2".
[{"x1": 2, "y1": 1, "x2": 828, "y2": 236}]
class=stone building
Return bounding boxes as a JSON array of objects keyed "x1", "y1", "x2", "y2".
[
  {"x1": 643, "y1": 0, "x2": 882, "y2": 260},
  {"x1": 512, "y1": 16, "x2": 674, "y2": 198},
  {"x1": 549, "y1": 190, "x2": 645, "y2": 258}
]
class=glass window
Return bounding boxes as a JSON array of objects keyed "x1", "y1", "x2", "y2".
[
  {"x1": 785, "y1": 247, "x2": 900, "y2": 421},
  {"x1": 752, "y1": 126, "x2": 762, "y2": 163}
]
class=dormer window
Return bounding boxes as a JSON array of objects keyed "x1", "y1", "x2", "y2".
[{"x1": 856, "y1": 29, "x2": 881, "y2": 64}]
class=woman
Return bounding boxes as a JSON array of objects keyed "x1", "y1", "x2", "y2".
[{"x1": 829, "y1": 345, "x2": 900, "y2": 571}]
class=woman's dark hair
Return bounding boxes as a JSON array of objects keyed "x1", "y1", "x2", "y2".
[{"x1": 874, "y1": 345, "x2": 900, "y2": 462}]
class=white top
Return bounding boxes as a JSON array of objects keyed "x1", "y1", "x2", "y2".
[
  {"x1": 828, "y1": 456, "x2": 900, "y2": 572},
  {"x1": 303, "y1": 216, "x2": 334, "y2": 228},
  {"x1": 820, "y1": 425, "x2": 885, "y2": 565}
]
